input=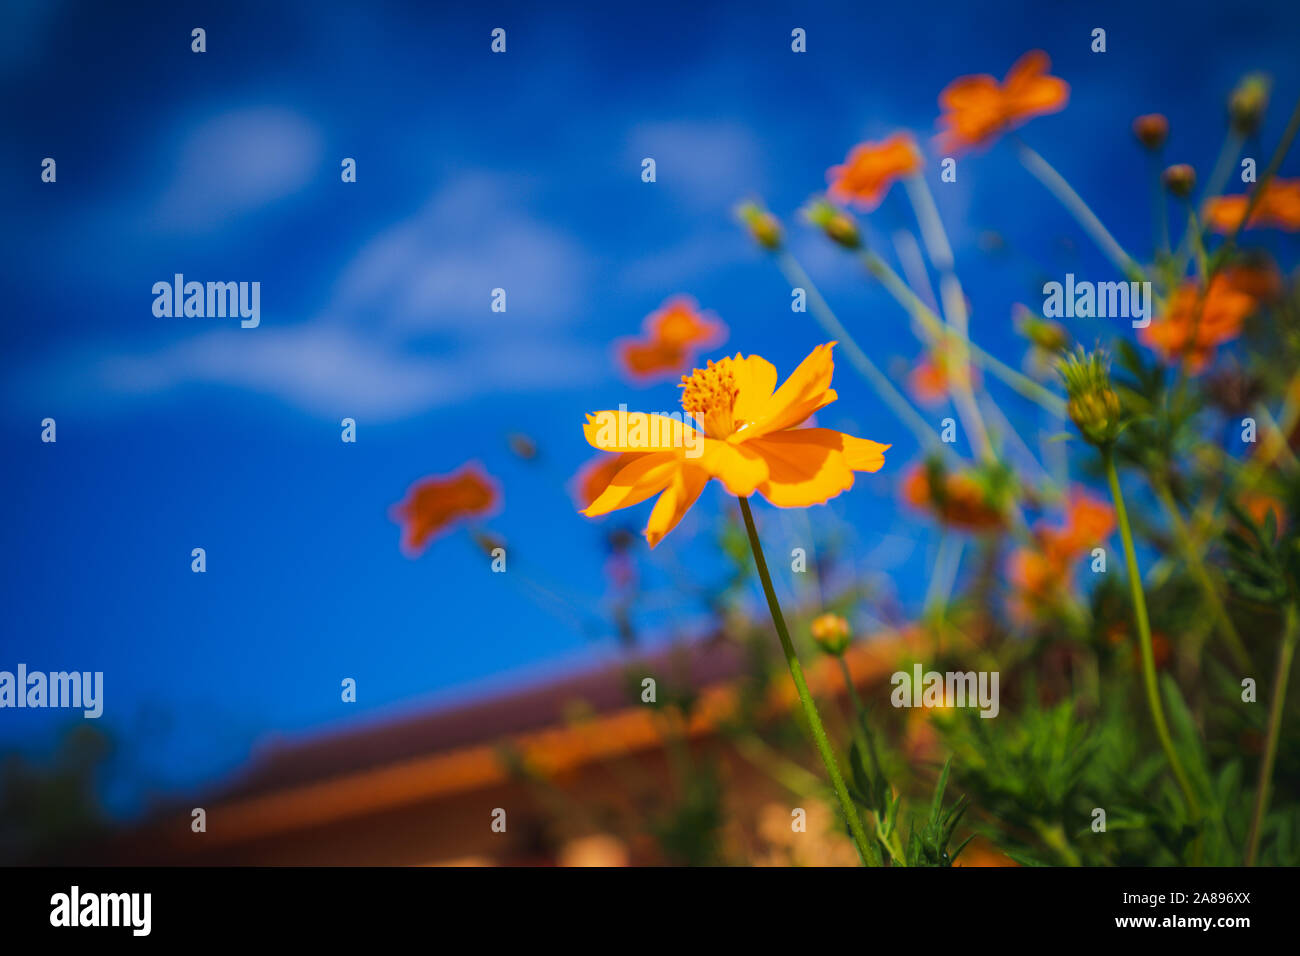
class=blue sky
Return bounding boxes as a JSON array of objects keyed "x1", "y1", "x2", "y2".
[{"x1": 3, "y1": 0, "x2": 1299, "y2": 814}]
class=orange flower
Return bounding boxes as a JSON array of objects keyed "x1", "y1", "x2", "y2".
[
  {"x1": 1008, "y1": 490, "x2": 1113, "y2": 616},
  {"x1": 390, "y1": 464, "x2": 500, "y2": 556},
  {"x1": 1139, "y1": 276, "x2": 1257, "y2": 373},
  {"x1": 617, "y1": 297, "x2": 727, "y2": 382},
  {"x1": 936, "y1": 50, "x2": 1069, "y2": 154},
  {"x1": 580, "y1": 343, "x2": 890, "y2": 547},
  {"x1": 901, "y1": 462, "x2": 1005, "y2": 531},
  {"x1": 907, "y1": 350, "x2": 981, "y2": 406},
  {"x1": 572, "y1": 452, "x2": 637, "y2": 510},
  {"x1": 826, "y1": 134, "x2": 922, "y2": 210},
  {"x1": 1203, "y1": 178, "x2": 1300, "y2": 233},
  {"x1": 810, "y1": 612, "x2": 852, "y2": 655}
]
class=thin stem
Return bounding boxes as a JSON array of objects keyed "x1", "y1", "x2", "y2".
[
  {"x1": 857, "y1": 249, "x2": 1068, "y2": 418},
  {"x1": 903, "y1": 174, "x2": 994, "y2": 462},
  {"x1": 1152, "y1": 480, "x2": 1252, "y2": 671},
  {"x1": 1103, "y1": 449, "x2": 1202, "y2": 823},
  {"x1": 1245, "y1": 603, "x2": 1299, "y2": 866},
  {"x1": 737, "y1": 495, "x2": 877, "y2": 864},
  {"x1": 1015, "y1": 139, "x2": 1146, "y2": 283},
  {"x1": 776, "y1": 250, "x2": 941, "y2": 452}
]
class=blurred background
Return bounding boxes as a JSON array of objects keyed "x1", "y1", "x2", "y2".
[{"x1": 2, "y1": 0, "x2": 1299, "y2": 864}]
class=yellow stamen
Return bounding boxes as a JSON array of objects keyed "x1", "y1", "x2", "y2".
[{"x1": 679, "y1": 358, "x2": 738, "y2": 438}]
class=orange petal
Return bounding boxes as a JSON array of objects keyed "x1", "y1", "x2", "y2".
[
  {"x1": 729, "y1": 353, "x2": 779, "y2": 426},
  {"x1": 583, "y1": 412, "x2": 702, "y2": 454},
  {"x1": 582, "y1": 451, "x2": 681, "y2": 517},
  {"x1": 698, "y1": 439, "x2": 769, "y2": 497},
  {"x1": 644, "y1": 465, "x2": 709, "y2": 548},
  {"x1": 747, "y1": 428, "x2": 878, "y2": 508},
  {"x1": 742, "y1": 342, "x2": 839, "y2": 438}
]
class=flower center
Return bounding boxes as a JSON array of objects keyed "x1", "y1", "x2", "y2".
[{"x1": 679, "y1": 358, "x2": 738, "y2": 438}]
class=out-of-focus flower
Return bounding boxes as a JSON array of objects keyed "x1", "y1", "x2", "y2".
[
  {"x1": 908, "y1": 353, "x2": 950, "y2": 406},
  {"x1": 1109, "y1": 625, "x2": 1172, "y2": 670},
  {"x1": 580, "y1": 344, "x2": 890, "y2": 547},
  {"x1": 1203, "y1": 178, "x2": 1300, "y2": 233},
  {"x1": 1058, "y1": 347, "x2": 1122, "y2": 446},
  {"x1": 803, "y1": 197, "x2": 862, "y2": 249},
  {"x1": 826, "y1": 134, "x2": 922, "y2": 210},
  {"x1": 755, "y1": 800, "x2": 859, "y2": 867},
  {"x1": 1008, "y1": 490, "x2": 1114, "y2": 616},
  {"x1": 1161, "y1": 163, "x2": 1197, "y2": 199},
  {"x1": 1229, "y1": 72, "x2": 1271, "y2": 136},
  {"x1": 1241, "y1": 491, "x2": 1286, "y2": 534},
  {"x1": 736, "y1": 200, "x2": 783, "y2": 251},
  {"x1": 810, "y1": 613, "x2": 852, "y2": 656},
  {"x1": 1220, "y1": 257, "x2": 1284, "y2": 302},
  {"x1": 901, "y1": 460, "x2": 1006, "y2": 531},
  {"x1": 616, "y1": 296, "x2": 727, "y2": 382},
  {"x1": 1132, "y1": 113, "x2": 1169, "y2": 151},
  {"x1": 558, "y1": 834, "x2": 630, "y2": 867},
  {"x1": 1139, "y1": 276, "x2": 1256, "y2": 373},
  {"x1": 390, "y1": 464, "x2": 500, "y2": 556},
  {"x1": 908, "y1": 349, "x2": 983, "y2": 406},
  {"x1": 646, "y1": 297, "x2": 726, "y2": 350},
  {"x1": 935, "y1": 50, "x2": 1069, "y2": 154}
]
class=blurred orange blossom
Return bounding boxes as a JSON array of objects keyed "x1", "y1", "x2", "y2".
[
  {"x1": 390, "y1": 464, "x2": 500, "y2": 556},
  {"x1": 826, "y1": 133, "x2": 922, "y2": 210},
  {"x1": 1139, "y1": 275, "x2": 1257, "y2": 373},
  {"x1": 1202, "y1": 178, "x2": 1300, "y2": 233},
  {"x1": 936, "y1": 50, "x2": 1069, "y2": 153},
  {"x1": 580, "y1": 343, "x2": 890, "y2": 547},
  {"x1": 617, "y1": 296, "x2": 727, "y2": 382}
]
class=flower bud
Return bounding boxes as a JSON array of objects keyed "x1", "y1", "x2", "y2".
[
  {"x1": 1229, "y1": 73, "x2": 1270, "y2": 136},
  {"x1": 1161, "y1": 163, "x2": 1197, "y2": 199},
  {"x1": 803, "y1": 197, "x2": 862, "y2": 250},
  {"x1": 1058, "y1": 346, "x2": 1122, "y2": 447},
  {"x1": 735, "y1": 200, "x2": 783, "y2": 251},
  {"x1": 810, "y1": 612, "x2": 852, "y2": 656},
  {"x1": 1131, "y1": 113, "x2": 1169, "y2": 151},
  {"x1": 1020, "y1": 314, "x2": 1070, "y2": 353}
]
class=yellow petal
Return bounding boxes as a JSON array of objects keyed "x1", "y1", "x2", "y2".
[
  {"x1": 644, "y1": 465, "x2": 709, "y2": 548},
  {"x1": 741, "y1": 343, "x2": 839, "y2": 438},
  {"x1": 729, "y1": 353, "x2": 779, "y2": 426},
  {"x1": 699, "y1": 438, "x2": 769, "y2": 497},
  {"x1": 840, "y1": 434, "x2": 891, "y2": 472},
  {"x1": 583, "y1": 412, "x2": 702, "y2": 453},
  {"x1": 582, "y1": 451, "x2": 681, "y2": 516},
  {"x1": 748, "y1": 428, "x2": 856, "y2": 507}
]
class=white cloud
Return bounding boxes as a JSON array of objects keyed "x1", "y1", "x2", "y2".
[
  {"x1": 150, "y1": 108, "x2": 323, "y2": 233},
  {"x1": 626, "y1": 121, "x2": 766, "y2": 211}
]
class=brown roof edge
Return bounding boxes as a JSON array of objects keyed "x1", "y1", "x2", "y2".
[{"x1": 121, "y1": 635, "x2": 910, "y2": 856}]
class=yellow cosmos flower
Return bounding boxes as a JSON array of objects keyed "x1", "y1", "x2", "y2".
[{"x1": 580, "y1": 342, "x2": 890, "y2": 547}]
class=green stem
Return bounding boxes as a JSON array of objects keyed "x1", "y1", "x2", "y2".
[
  {"x1": 1245, "y1": 603, "x2": 1299, "y2": 866},
  {"x1": 738, "y1": 496, "x2": 876, "y2": 865},
  {"x1": 1103, "y1": 449, "x2": 1201, "y2": 823},
  {"x1": 1015, "y1": 139, "x2": 1147, "y2": 283},
  {"x1": 776, "y1": 250, "x2": 941, "y2": 452},
  {"x1": 1152, "y1": 480, "x2": 1252, "y2": 671},
  {"x1": 857, "y1": 250, "x2": 1068, "y2": 419}
]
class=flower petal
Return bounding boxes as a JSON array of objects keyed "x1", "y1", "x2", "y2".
[
  {"x1": 748, "y1": 429, "x2": 856, "y2": 507},
  {"x1": 741, "y1": 343, "x2": 839, "y2": 438},
  {"x1": 699, "y1": 438, "x2": 769, "y2": 497},
  {"x1": 582, "y1": 451, "x2": 681, "y2": 517},
  {"x1": 583, "y1": 412, "x2": 702, "y2": 453},
  {"x1": 644, "y1": 464, "x2": 709, "y2": 548},
  {"x1": 729, "y1": 353, "x2": 779, "y2": 426}
]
